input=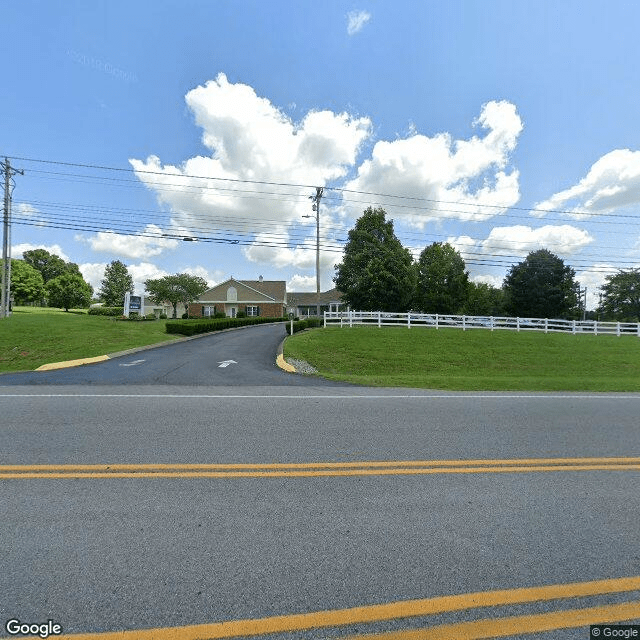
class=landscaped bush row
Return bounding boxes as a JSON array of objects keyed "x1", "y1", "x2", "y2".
[
  {"x1": 290, "y1": 317, "x2": 323, "y2": 333},
  {"x1": 165, "y1": 316, "x2": 289, "y2": 336},
  {"x1": 88, "y1": 306, "x2": 124, "y2": 316}
]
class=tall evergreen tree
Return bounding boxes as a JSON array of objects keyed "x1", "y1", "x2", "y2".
[
  {"x1": 99, "y1": 260, "x2": 134, "y2": 306},
  {"x1": 334, "y1": 207, "x2": 416, "y2": 311},
  {"x1": 415, "y1": 242, "x2": 469, "y2": 314},
  {"x1": 503, "y1": 249, "x2": 579, "y2": 319}
]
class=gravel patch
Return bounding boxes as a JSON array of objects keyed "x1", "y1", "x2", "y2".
[{"x1": 285, "y1": 358, "x2": 318, "y2": 375}]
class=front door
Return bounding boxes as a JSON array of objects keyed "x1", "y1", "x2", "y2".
[{"x1": 228, "y1": 306, "x2": 237, "y2": 318}]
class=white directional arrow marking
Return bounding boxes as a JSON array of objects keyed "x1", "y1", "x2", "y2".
[
  {"x1": 218, "y1": 360, "x2": 237, "y2": 368},
  {"x1": 119, "y1": 359, "x2": 146, "y2": 367}
]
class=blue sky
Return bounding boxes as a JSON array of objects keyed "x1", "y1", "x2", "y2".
[{"x1": 3, "y1": 0, "x2": 640, "y2": 308}]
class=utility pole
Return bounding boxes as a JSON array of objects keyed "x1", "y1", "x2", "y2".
[
  {"x1": 305, "y1": 187, "x2": 323, "y2": 317},
  {"x1": 1, "y1": 158, "x2": 24, "y2": 318}
]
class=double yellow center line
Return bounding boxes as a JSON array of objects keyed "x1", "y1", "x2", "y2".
[
  {"x1": 1, "y1": 457, "x2": 639, "y2": 479},
  {"x1": 15, "y1": 576, "x2": 640, "y2": 639}
]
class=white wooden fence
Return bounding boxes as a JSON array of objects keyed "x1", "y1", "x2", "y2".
[{"x1": 323, "y1": 311, "x2": 640, "y2": 337}]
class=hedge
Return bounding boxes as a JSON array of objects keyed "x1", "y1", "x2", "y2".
[
  {"x1": 165, "y1": 316, "x2": 289, "y2": 336},
  {"x1": 289, "y1": 317, "x2": 323, "y2": 334},
  {"x1": 88, "y1": 306, "x2": 124, "y2": 316}
]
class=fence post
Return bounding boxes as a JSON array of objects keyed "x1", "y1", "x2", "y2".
[
  {"x1": 617, "y1": 322, "x2": 620, "y2": 337},
  {"x1": 572, "y1": 320, "x2": 576, "y2": 335},
  {"x1": 490, "y1": 316, "x2": 494, "y2": 331},
  {"x1": 323, "y1": 311, "x2": 326, "y2": 328},
  {"x1": 408, "y1": 313, "x2": 411, "y2": 329},
  {"x1": 378, "y1": 311, "x2": 381, "y2": 328},
  {"x1": 517, "y1": 317, "x2": 520, "y2": 332},
  {"x1": 462, "y1": 315, "x2": 466, "y2": 331},
  {"x1": 544, "y1": 318, "x2": 548, "y2": 334},
  {"x1": 349, "y1": 311, "x2": 353, "y2": 328},
  {"x1": 594, "y1": 321, "x2": 598, "y2": 336},
  {"x1": 436, "y1": 313, "x2": 439, "y2": 330}
]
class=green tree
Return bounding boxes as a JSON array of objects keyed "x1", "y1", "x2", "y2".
[
  {"x1": 22, "y1": 249, "x2": 77, "y2": 283},
  {"x1": 99, "y1": 260, "x2": 134, "y2": 307},
  {"x1": 0, "y1": 259, "x2": 45, "y2": 305},
  {"x1": 45, "y1": 273, "x2": 93, "y2": 311},
  {"x1": 414, "y1": 242, "x2": 469, "y2": 314},
  {"x1": 463, "y1": 282, "x2": 506, "y2": 316},
  {"x1": 598, "y1": 269, "x2": 640, "y2": 321},
  {"x1": 503, "y1": 249, "x2": 579, "y2": 319},
  {"x1": 144, "y1": 273, "x2": 209, "y2": 318},
  {"x1": 334, "y1": 207, "x2": 416, "y2": 311}
]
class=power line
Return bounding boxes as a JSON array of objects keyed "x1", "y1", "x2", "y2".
[{"x1": 10, "y1": 153, "x2": 640, "y2": 220}]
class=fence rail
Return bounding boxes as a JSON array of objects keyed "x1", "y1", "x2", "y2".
[{"x1": 323, "y1": 311, "x2": 640, "y2": 337}]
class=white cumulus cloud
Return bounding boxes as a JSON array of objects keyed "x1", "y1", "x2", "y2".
[
  {"x1": 12, "y1": 243, "x2": 71, "y2": 262},
  {"x1": 343, "y1": 101, "x2": 523, "y2": 227},
  {"x1": 347, "y1": 10, "x2": 371, "y2": 35},
  {"x1": 478, "y1": 225, "x2": 593, "y2": 257},
  {"x1": 177, "y1": 265, "x2": 225, "y2": 288},
  {"x1": 287, "y1": 274, "x2": 317, "y2": 291},
  {"x1": 130, "y1": 73, "x2": 371, "y2": 275},
  {"x1": 533, "y1": 149, "x2": 640, "y2": 218},
  {"x1": 471, "y1": 274, "x2": 504, "y2": 288},
  {"x1": 78, "y1": 224, "x2": 179, "y2": 260},
  {"x1": 78, "y1": 262, "x2": 107, "y2": 292}
]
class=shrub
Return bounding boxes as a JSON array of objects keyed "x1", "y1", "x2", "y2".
[
  {"x1": 236, "y1": 310, "x2": 247, "y2": 318},
  {"x1": 88, "y1": 306, "x2": 123, "y2": 317},
  {"x1": 214, "y1": 312, "x2": 226, "y2": 319},
  {"x1": 165, "y1": 316, "x2": 289, "y2": 336},
  {"x1": 159, "y1": 313, "x2": 168, "y2": 319},
  {"x1": 289, "y1": 317, "x2": 323, "y2": 334}
]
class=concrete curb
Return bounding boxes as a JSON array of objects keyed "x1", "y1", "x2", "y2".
[
  {"x1": 275, "y1": 336, "x2": 297, "y2": 373},
  {"x1": 35, "y1": 355, "x2": 110, "y2": 371}
]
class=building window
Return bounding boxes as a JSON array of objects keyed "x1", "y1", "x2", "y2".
[
  {"x1": 227, "y1": 286, "x2": 237, "y2": 302},
  {"x1": 203, "y1": 306, "x2": 213, "y2": 317},
  {"x1": 247, "y1": 306, "x2": 259, "y2": 316}
]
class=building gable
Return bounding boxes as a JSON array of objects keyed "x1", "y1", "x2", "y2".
[{"x1": 198, "y1": 278, "x2": 286, "y2": 303}]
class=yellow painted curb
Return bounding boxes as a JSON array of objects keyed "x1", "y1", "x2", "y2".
[
  {"x1": 276, "y1": 354, "x2": 296, "y2": 373},
  {"x1": 36, "y1": 355, "x2": 110, "y2": 371}
]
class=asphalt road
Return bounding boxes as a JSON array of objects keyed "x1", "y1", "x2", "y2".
[{"x1": 1, "y1": 324, "x2": 639, "y2": 639}]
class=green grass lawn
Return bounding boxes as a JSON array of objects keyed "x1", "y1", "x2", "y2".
[
  {"x1": 0, "y1": 306, "x2": 180, "y2": 372},
  {"x1": 284, "y1": 325, "x2": 640, "y2": 391}
]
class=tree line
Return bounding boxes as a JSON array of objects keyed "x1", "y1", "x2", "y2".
[
  {"x1": 5, "y1": 212, "x2": 639, "y2": 321},
  {"x1": 3, "y1": 252, "x2": 209, "y2": 316},
  {"x1": 334, "y1": 207, "x2": 640, "y2": 321}
]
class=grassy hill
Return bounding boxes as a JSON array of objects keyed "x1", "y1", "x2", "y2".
[
  {"x1": 284, "y1": 325, "x2": 640, "y2": 391},
  {"x1": 0, "y1": 307, "x2": 179, "y2": 372}
]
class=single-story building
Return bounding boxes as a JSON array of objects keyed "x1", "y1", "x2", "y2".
[
  {"x1": 187, "y1": 277, "x2": 287, "y2": 318},
  {"x1": 286, "y1": 288, "x2": 347, "y2": 317}
]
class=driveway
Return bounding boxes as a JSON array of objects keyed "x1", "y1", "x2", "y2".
[{"x1": 0, "y1": 322, "x2": 346, "y2": 386}]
